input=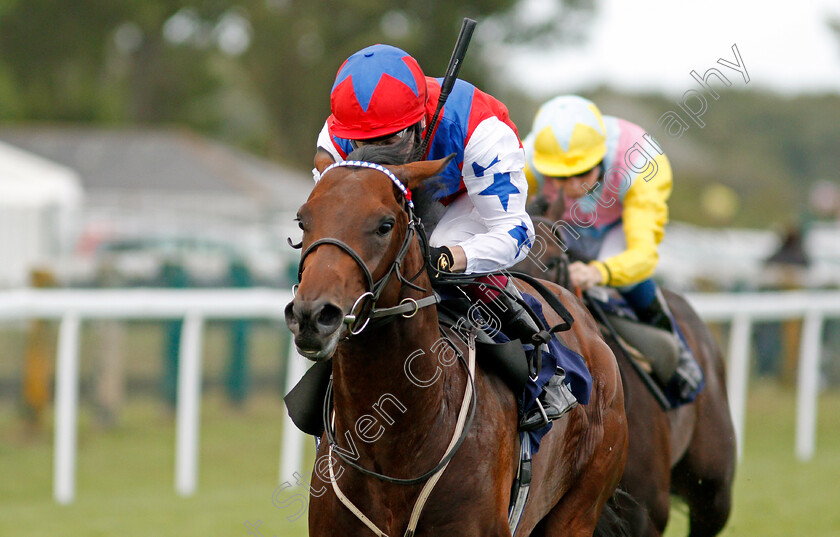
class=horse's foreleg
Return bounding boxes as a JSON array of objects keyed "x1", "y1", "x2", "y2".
[
  {"x1": 670, "y1": 322, "x2": 736, "y2": 537},
  {"x1": 534, "y1": 408, "x2": 627, "y2": 537},
  {"x1": 671, "y1": 398, "x2": 735, "y2": 537},
  {"x1": 620, "y1": 410, "x2": 672, "y2": 535}
]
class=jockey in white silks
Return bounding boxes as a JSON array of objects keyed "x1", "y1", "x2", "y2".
[{"x1": 312, "y1": 44, "x2": 577, "y2": 428}]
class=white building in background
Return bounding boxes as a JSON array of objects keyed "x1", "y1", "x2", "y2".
[
  {"x1": 0, "y1": 127, "x2": 312, "y2": 288},
  {"x1": 0, "y1": 141, "x2": 83, "y2": 288}
]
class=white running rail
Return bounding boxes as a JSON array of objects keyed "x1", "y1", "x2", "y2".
[
  {"x1": 0, "y1": 288, "x2": 838, "y2": 503},
  {"x1": 685, "y1": 291, "x2": 840, "y2": 461},
  {"x1": 0, "y1": 288, "x2": 305, "y2": 504}
]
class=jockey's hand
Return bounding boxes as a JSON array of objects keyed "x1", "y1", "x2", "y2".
[
  {"x1": 429, "y1": 246, "x2": 454, "y2": 273},
  {"x1": 429, "y1": 245, "x2": 467, "y2": 274},
  {"x1": 569, "y1": 261, "x2": 603, "y2": 291}
]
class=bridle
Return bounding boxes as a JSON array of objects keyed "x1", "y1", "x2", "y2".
[
  {"x1": 291, "y1": 160, "x2": 477, "y2": 489},
  {"x1": 292, "y1": 160, "x2": 438, "y2": 335}
]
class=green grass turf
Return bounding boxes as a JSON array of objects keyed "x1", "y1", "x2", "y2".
[
  {"x1": 1, "y1": 381, "x2": 838, "y2": 536},
  {"x1": 663, "y1": 381, "x2": 840, "y2": 537},
  {"x1": 0, "y1": 393, "x2": 309, "y2": 537}
]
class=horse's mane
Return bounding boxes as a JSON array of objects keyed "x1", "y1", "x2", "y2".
[
  {"x1": 346, "y1": 141, "x2": 448, "y2": 206},
  {"x1": 346, "y1": 122, "x2": 425, "y2": 165},
  {"x1": 347, "y1": 141, "x2": 412, "y2": 165}
]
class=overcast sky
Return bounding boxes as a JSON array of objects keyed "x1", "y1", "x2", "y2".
[{"x1": 494, "y1": 0, "x2": 840, "y2": 98}]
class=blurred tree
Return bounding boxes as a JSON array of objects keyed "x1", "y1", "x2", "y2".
[
  {"x1": 0, "y1": 0, "x2": 123, "y2": 120},
  {"x1": 584, "y1": 87, "x2": 840, "y2": 228},
  {"x1": 0, "y1": 0, "x2": 227, "y2": 123},
  {"x1": 112, "y1": 1, "x2": 229, "y2": 123},
  {"x1": 4, "y1": 2, "x2": 840, "y2": 229},
  {"x1": 0, "y1": 0, "x2": 595, "y2": 165},
  {"x1": 238, "y1": 0, "x2": 596, "y2": 163}
]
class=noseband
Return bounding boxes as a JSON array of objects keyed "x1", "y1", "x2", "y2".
[{"x1": 295, "y1": 161, "x2": 436, "y2": 335}]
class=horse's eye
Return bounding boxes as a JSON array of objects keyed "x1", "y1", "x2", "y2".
[{"x1": 377, "y1": 220, "x2": 394, "y2": 235}]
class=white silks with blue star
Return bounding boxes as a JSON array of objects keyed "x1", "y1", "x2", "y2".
[
  {"x1": 316, "y1": 78, "x2": 535, "y2": 275},
  {"x1": 426, "y1": 116, "x2": 535, "y2": 274}
]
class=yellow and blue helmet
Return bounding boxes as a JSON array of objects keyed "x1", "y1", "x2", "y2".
[{"x1": 530, "y1": 95, "x2": 607, "y2": 177}]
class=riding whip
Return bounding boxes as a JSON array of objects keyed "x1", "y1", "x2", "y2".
[{"x1": 418, "y1": 17, "x2": 477, "y2": 157}]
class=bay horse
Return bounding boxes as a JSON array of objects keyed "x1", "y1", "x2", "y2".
[
  {"x1": 284, "y1": 156, "x2": 629, "y2": 536},
  {"x1": 515, "y1": 202, "x2": 736, "y2": 537}
]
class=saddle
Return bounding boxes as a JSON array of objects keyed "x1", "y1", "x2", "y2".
[{"x1": 583, "y1": 287, "x2": 680, "y2": 409}]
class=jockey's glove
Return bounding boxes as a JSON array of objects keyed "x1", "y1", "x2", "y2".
[{"x1": 429, "y1": 246, "x2": 455, "y2": 274}]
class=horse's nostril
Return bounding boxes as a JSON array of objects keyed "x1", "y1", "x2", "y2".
[
  {"x1": 316, "y1": 303, "x2": 344, "y2": 332},
  {"x1": 284, "y1": 302, "x2": 298, "y2": 328}
]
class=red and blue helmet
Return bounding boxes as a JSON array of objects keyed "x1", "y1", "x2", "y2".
[{"x1": 328, "y1": 44, "x2": 427, "y2": 140}]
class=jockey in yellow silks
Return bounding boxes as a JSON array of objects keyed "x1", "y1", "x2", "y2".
[{"x1": 522, "y1": 95, "x2": 703, "y2": 404}]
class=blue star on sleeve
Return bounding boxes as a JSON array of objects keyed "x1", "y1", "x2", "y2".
[
  {"x1": 478, "y1": 171, "x2": 520, "y2": 211},
  {"x1": 471, "y1": 155, "x2": 500, "y2": 177},
  {"x1": 508, "y1": 221, "x2": 532, "y2": 252}
]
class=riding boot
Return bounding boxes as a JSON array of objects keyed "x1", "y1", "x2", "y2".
[
  {"x1": 634, "y1": 290, "x2": 704, "y2": 402},
  {"x1": 486, "y1": 283, "x2": 578, "y2": 430},
  {"x1": 520, "y1": 367, "x2": 578, "y2": 431}
]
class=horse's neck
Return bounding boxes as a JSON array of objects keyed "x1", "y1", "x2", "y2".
[
  {"x1": 332, "y1": 303, "x2": 444, "y2": 422},
  {"x1": 330, "y1": 308, "x2": 461, "y2": 469},
  {"x1": 330, "y1": 245, "x2": 459, "y2": 457}
]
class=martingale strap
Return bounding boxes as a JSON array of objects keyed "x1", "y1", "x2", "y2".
[
  {"x1": 323, "y1": 334, "x2": 476, "y2": 485},
  {"x1": 327, "y1": 334, "x2": 477, "y2": 537}
]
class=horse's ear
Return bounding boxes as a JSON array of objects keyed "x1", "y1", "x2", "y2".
[
  {"x1": 314, "y1": 148, "x2": 335, "y2": 173},
  {"x1": 390, "y1": 153, "x2": 456, "y2": 191}
]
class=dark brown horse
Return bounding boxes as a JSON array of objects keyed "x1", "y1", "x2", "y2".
[
  {"x1": 515, "y1": 207, "x2": 736, "y2": 537},
  {"x1": 285, "y1": 157, "x2": 628, "y2": 536}
]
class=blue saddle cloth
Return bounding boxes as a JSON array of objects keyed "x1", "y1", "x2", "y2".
[
  {"x1": 492, "y1": 293, "x2": 592, "y2": 452},
  {"x1": 588, "y1": 292, "x2": 639, "y2": 320}
]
